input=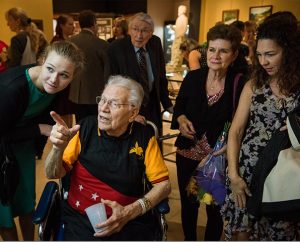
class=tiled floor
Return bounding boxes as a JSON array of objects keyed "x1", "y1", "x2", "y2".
[{"x1": 10, "y1": 121, "x2": 208, "y2": 241}]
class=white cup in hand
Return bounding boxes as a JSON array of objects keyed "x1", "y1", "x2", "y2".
[{"x1": 85, "y1": 203, "x2": 107, "y2": 233}]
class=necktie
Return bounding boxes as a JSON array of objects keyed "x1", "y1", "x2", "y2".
[{"x1": 137, "y1": 48, "x2": 149, "y2": 105}]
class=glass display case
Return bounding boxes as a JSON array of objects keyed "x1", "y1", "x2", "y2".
[
  {"x1": 72, "y1": 17, "x2": 113, "y2": 41},
  {"x1": 96, "y1": 18, "x2": 112, "y2": 40}
]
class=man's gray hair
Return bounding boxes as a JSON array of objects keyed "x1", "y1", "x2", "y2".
[
  {"x1": 106, "y1": 75, "x2": 144, "y2": 108},
  {"x1": 128, "y1": 12, "x2": 154, "y2": 32}
]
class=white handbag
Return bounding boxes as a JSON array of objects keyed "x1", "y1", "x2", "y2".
[{"x1": 248, "y1": 113, "x2": 300, "y2": 220}]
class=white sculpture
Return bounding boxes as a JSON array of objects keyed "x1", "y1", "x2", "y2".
[{"x1": 171, "y1": 5, "x2": 188, "y2": 69}]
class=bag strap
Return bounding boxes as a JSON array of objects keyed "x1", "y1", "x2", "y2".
[
  {"x1": 287, "y1": 113, "x2": 300, "y2": 150},
  {"x1": 232, "y1": 73, "x2": 243, "y2": 119}
]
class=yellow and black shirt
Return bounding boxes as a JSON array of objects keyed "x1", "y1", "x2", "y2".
[{"x1": 63, "y1": 116, "x2": 169, "y2": 216}]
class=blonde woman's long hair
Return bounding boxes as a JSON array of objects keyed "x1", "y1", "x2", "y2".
[{"x1": 6, "y1": 7, "x2": 48, "y2": 55}]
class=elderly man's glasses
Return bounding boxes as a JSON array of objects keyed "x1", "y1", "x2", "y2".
[
  {"x1": 96, "y1": 96, "x2": 133, "y2": 110},
  {"x1": 131, "y1": 27, "x2": 151, "y2": 35}
]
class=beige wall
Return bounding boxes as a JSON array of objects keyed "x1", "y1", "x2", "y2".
[
  {"x1": 199, "y1": 0, "x2": 300, "y2": 44},
  {"x1": 0, "y1": 0, "x2": 53, "y2": 45},
  {"x1": 148, "y1": 0, "x2": 175, "y2": 41}
]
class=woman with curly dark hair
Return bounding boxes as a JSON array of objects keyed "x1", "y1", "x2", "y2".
[{"x1": 222, "y1": 12, "x2": 300, "y2": 241}]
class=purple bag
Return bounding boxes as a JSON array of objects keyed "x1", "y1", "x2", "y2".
[{"x1": 187, "y1": 123, "x2": 229, "y2": 205}]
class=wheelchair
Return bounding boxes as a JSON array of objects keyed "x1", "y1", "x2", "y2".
[{"x1": 32, "y1": 121, "x2": 170, "y2": 241}]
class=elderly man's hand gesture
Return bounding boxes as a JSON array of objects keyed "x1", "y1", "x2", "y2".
[{"x1": 49, "y1": 111, "x2": 80, "y2": 151}]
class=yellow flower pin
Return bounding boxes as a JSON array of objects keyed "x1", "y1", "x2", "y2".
[{"x1": 129, "y1": 142, "x2": 143, "y2": 156}]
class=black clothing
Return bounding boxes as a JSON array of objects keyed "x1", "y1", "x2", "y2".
[
  {"x1": 171, "y1": 67, "x2": 245, "y2": 240},
  {"x1": 107, "y1": 35, "x2": 172, "y2": 129}
]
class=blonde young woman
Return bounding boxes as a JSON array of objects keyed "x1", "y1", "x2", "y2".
[
  {"x1": 0, "y1": 41, "x2": 84, "y2": 241},
  {"x1": 5, "y1": 7, "x2": 48, "y2": 67}
]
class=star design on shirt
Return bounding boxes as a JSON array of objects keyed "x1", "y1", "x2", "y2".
[
  {"x1": 91, "y1": 193, "x2": 99, "y2": 201},
  {"x1": 75, "y1": 200, "x2": 80, "y2": 207},
  {"x1": 79, "y1": 184, "x2": 83, "y2": 191}
]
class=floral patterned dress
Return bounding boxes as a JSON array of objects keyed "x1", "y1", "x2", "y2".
[{"x1": 221, "y1": 85, "x2": 300, "y2": 240}]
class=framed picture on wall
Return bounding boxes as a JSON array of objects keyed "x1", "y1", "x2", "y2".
[
  {"x1": 249, "y1": 5, "x2": 273, "y2": 25},
  {"x1": 222, "y1": 9, "x2": 239, "y2": 25}
]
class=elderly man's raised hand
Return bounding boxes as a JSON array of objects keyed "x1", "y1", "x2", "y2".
[{"x1": 49, "y1": 111, "x2": 80, "y2": 150}]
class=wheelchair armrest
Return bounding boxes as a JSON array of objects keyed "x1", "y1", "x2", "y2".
[
  {"x1": 32, "y1": 181, "x2": 59, "y2": 224},
  {"x1": 155, "y1": 198, "x2": 170, "y2": 214}
]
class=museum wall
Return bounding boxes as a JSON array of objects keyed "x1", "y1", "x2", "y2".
[
  {"x1": 199, "y1": 0, "x2": 300, "y2": 43},
  {"x1": 0, "y1": 0, "x2": 299, "y2": 52}
]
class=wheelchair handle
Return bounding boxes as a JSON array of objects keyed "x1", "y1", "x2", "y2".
[{"x1": 146, "y1": 120, "x2": 159, "y2": 139}]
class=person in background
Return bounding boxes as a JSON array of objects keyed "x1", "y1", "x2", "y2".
[
  {"x1": 44, "y1": 75, "x2": 171, "y2": 240},
  {"x1": 5, "y1": 7, "x2": 48, "y2": 67},
  {"x1": 0, "y1": 40, "x2": 8, "y2": 72},
  {"x1": 243, "y1": 21, "x2": 256, "y2": 64},
  {"x1": 221, "y1": 12, "x2": 300, "y2": 241},
  {"x1": 171, "y1": 24, "x2": 245, "y2": 241},
  {"x1": 0, "y1": 41, "x2": 84, "y2": 241},
  {"x1": 69, "y1": 10, "x2": 109, "y2": 122},
  {"x1": 50, "y1": 14, "x2": 76, "y2": 128},
  {"x1": 107, "y1": 12, "x2": 173, "y2": 135},
  {"x1": 230, "y1": 21, "x2": 249, "y2": 57},
  {"x1": 107, "y1": 16, "x2": 128, "y2": 43},
  {"x1": 51, "y1": 14, "x2": 75, "y2": 43},
  {"x1": 179, "y1": 38, "x2": 203, "y2": 71}
]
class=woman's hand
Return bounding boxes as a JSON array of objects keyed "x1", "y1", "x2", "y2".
[
  {"x1": 230, "y1": 176, "x2": 252, "y2": 209},
  {"x1": 134, "y1": 114, "x2": 146, "y2": 125},
  {"x1": 177, "y1": 115, "x2": 196, "y2": 139},
  {"x1": 212, "y1": 144, "x2": 227, "y2": 157}
]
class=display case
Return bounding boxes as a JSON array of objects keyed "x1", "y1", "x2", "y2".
[
  {"x1": 96, "y1": 18, "x2": 112, "y2": 40},
  {"x1": 72, "y1": 17, "x2": 113, "y2": 40}
]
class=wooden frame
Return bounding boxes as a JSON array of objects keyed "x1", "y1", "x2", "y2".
[
  {"x1": 249, "y1": 5, "x2": 273, "y2": 25},
  {"x1": 222, "y1": 9, "x2": 239, "y2": 25}
]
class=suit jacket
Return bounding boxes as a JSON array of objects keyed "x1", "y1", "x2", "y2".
[
  {"x1": 107, "y1": 35, "x2": 172, "y2": 128},
  {"x1": 69, "y1": 29, "x2": 109, "y2": 104}
]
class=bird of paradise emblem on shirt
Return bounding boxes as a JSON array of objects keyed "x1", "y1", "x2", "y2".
[{"x1": 129, "y1": 141, "x2": 144, "y2": 159}]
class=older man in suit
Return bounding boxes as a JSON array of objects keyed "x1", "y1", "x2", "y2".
[
  {"x1": 69, "y1": 10, "x2": 109, "y2": 122},
  {"x1": 107, "y1": 12, "x2": 173, "y2": 134}
]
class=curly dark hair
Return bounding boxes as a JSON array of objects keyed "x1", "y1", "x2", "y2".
[
  {"x1": 252, "y1": 12, "x2": 300, "y2": 95},
  {"x1": 207, "y1": 24, "x2": 242, "y2": 52}
]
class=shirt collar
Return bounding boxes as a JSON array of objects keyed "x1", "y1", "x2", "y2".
[
  {"x1": 134, "y1": 46, "x2": 147, "y2": 53},
  {"x1": 97, "y1": 122, "x2": 134, "y2": 139}
]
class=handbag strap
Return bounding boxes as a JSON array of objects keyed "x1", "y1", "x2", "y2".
[
  {"x1": 287, "y1": 113, "x2": 300, "y2": 150},
  {"x1": 232, "y1": 73, "x2": 242, "y2": 115}
]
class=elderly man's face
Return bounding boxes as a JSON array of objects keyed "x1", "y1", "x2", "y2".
[
  {"x1": 129, "y1": 20, "x2": 153, "y2": 48},
  {"x1": 97, "y1": 85, "x2": 139, "y2": 137}
]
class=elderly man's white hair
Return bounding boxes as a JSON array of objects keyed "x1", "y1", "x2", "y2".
[
  {"x1": 106, "y1": 75, "x2": 144, "y2": 108},
  {"x1": 128, "y1": 12, "x2": 154, "y2": 32}
]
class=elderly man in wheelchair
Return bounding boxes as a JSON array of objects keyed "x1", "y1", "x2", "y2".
[{"x1": 43, "y1": 75, "x2": 171, "y2": 240}]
